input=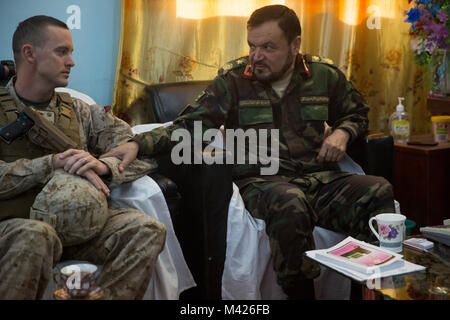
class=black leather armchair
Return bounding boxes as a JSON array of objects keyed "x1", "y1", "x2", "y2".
[
  {"x1": 129, "y1": 81, "x2": 233, "y2": 299},
  {"x1": 125, "y1": 80, "x2": 395, "y2": 300},
  {"x1": 0, "y1": 60, "x2": 15, "y2": 87}
]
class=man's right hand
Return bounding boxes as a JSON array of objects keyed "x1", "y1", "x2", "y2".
[
  {"x1": 82, "y1": 170, "x2": 110, "y2": 197},
  {"x1": 52, "y1": 153, "x2": 110, "y2": 196},
  {"x1": 99, "y1": 141, "x2": 139, "y2": 172}
]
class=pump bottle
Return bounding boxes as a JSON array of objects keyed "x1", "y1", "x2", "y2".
[{"x1": 389, "y1": 97, "x2": 410, "y2": 143}]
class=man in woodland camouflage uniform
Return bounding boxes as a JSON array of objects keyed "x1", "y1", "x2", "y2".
[
  {"x1": 0, "y1": 16, "x2": 166, "y2": 299},
  {"x1": 104, "y1": 5, "x2": 395, "y2": 299}
]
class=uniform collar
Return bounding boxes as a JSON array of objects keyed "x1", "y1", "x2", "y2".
[
  {"x1": 5, "y1": 76, "x2": 25, "y2": 109},
  {"x1": 278, "y1": 54, "x2": 311, "y2": 97},
  {"x1": 6, "y1": 76, "x2": 58, "y2": 110},
  {"x1": 294, "y1": 54, "x2": 311, "y2": 80},
  {"x1": 241, "y1": 53, "x2": 311, "y2": 81}
]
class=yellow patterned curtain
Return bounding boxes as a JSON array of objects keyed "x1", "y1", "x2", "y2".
[{"x1": 113, "y1": 0, "x2": 430, "y2": 134}]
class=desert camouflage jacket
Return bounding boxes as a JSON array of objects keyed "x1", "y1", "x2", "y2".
[{"x1": 0, "y1": 79, "x2": 155, "y2": 203}]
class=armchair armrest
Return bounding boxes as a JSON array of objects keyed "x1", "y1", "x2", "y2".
[
  {"x1": 171, "y1": 153, "x2": 233, "y2": 299},
  {"x1": 148, "y1": 172, "x2": 182, "y2": 222},
  {"x1": 347, "y1": 133, "x2": 394, "y2": 184}
]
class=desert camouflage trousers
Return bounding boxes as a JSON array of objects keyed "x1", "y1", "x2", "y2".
[
  {"x1": 0, "y1": 208, "x2": 166, "y2": 300},
  {"x1": 238, "y1": 172, "x2": 395, "y2": 296}
]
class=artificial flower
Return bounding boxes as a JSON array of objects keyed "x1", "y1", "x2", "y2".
[{"x1": 404, "y1": 0, "x2": 450, "y2": 65}]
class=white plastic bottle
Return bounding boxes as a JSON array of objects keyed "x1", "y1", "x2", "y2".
[{"x1": 389, "y1": 97, "x2": 410, "y2": 143}]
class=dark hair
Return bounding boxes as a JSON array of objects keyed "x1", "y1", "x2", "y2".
[
  {"x1": 12, "y1": 15, "x2": 68, "y2": 64},
  {"x1": 247, "y1": 5, "x2": 301, "y2": 43}
]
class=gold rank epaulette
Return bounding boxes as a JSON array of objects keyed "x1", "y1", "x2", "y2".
[
  {"x1": 218, "y1": 57, "x2": 248, "y2": 76},
  {"x1": 309, "y1": 55, "x2": 335, "y2": 66}
]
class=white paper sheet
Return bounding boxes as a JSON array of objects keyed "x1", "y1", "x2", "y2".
[{"x1": 305, "y1": 250, "x2": 426, "y2": 282}]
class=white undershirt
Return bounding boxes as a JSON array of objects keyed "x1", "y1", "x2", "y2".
[{"x1": 271, "y1": 68, "x2": 294, "y2": 98}]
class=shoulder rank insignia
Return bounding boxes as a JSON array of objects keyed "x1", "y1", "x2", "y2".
[
  {"x1": 195, "y1": 90, "x2": 207, "y2": 102},
  {"x1": 321, "y1": 57, "x2": 334, "y2": 65},
  {"x1": 311, "y1": 55, "x2": 335, "y2": 66},
  {"x1": 219, "y1": 57, "x2": 248, "y2": 76},
  {"x1": 222, "y1": 63, "x2": 233, "y2": 72}
]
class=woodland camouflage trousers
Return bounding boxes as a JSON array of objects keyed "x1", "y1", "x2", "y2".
[{"x1": 238, "y1": 173, "x2": 395, "y2": 296}]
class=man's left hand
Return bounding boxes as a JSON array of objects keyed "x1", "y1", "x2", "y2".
[
  {"x1": 100, "y1": 141, "x2": 139, "y2": 172},
  {"x1": 316, "y1": 128, "x2": 350, "y2": 163}
]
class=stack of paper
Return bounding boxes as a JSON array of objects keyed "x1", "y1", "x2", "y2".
[
  {"x1": 403, "y1": 238, "x2": 434, "y2": 251},
  {"x1": 420, "y1": 225, "x2": 450, "y2": 246},
  {"x1": 305, "y1": 237, "x2": 426, "y2": 282}
]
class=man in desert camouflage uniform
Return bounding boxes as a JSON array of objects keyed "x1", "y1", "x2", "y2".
[
  {"x1": 0, "y1": 16, "x2": 166, "y2": 299},
  {"x1": 104, "y1": 5, "x2": 395, "y2": 299}
]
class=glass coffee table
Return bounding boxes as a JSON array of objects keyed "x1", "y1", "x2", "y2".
[{"x1": 360, "y1": 239, "x2": 449, "y2": 300}]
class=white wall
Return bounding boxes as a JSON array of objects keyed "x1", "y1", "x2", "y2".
[{"x1": 0, "y1": 0, "x2": 121, "y2": 106}]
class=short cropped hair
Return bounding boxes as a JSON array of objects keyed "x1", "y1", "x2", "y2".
[
  {"x1": 247, "y1": 5, "x2": 301, "y2": 43},
  {"x1": 12, "y1": 15, "x2": 68, "y2": 65}
]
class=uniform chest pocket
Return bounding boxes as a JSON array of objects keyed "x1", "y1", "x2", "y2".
[
  {"x1": 298, "y1": 101, "x2": 329, "y2": 138},
  {"x1": 238, "y1": 100, "x2": 273, "y2": 127},
  {"x1": 300, "y1": 104, "x2": 329, "y2": 121}
]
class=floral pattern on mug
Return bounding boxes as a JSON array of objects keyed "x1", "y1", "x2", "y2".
[
  {"x1": 380, "y1": 224, "x2": 400, "y2": 240},
  {"x1": 379, "y1": 224, "x2": 390, "y2": 237}
]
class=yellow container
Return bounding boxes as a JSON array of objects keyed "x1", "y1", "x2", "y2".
[{"x1": 431, "y1": 116, "x2": 450, "y2": 143}]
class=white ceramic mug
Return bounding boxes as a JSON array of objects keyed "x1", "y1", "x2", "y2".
[{"x1": 369, "y1": 213, "x2": 406, "y2": 252}]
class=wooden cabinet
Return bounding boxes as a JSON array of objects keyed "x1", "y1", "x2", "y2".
[
  {"x1": 427, "y1": 96, "x2": 450, "y2": 115},
  {"x1": 394, "y1": 138, "x2": 450, "y2": 233}
]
